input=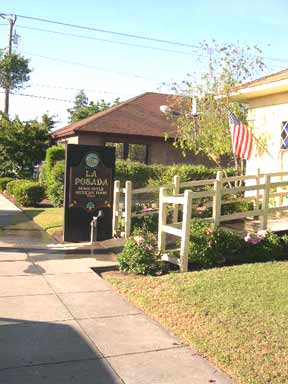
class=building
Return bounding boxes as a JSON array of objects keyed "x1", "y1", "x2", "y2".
[
  {"x1": 230, "y1": 69, "x2": 288, "y2": 175},
  {"x1": 52, "y1": 92, "x2": 209, "y2": 165}
]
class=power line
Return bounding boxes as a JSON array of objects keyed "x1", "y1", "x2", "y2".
[
  {"x1": 31, "y1": 82, "x2": 133, "y2": 97},
  {"x1": 17, "y1": 24, "x2": 206, "y2": 57},
  {"x1": 16, "y1": 23, "x2": 288, "y2": 69},
  {"x1": 13, "y1": 13, "x2": 288, "y2": 65},
  {"x1": 22, "y1": 51, "x2": 164, "y2": 82},
  {"x1": 15, "y1": 13, "x2": 202, "y2": 50},
  {"x1": 8, "y1": 91, "x2": 75, "y2": 103},
  {"x1": 4, "y1": 13, "x2": 288, "y2": 70}
]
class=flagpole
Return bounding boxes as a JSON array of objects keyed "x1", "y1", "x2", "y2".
[{"x1": 251, "y1": 131, "x2": 275, "y2": 160}]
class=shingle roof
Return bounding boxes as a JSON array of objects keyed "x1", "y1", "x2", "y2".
[
  {"x1": 236, "y1": 68, "x2": 288, "y2": 90},
  {"x1": 52, "y1": 92, "x2": 183, "y2": 140}
]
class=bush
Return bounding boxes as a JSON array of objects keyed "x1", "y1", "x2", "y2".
[
  {"x1": 115, "y1": 160, "x2": 153, "y2": 188},
  {"x1": 241, "y1": 231, "x2": 284, "y2": 262},
  {"x1": 45, "y1": 146, "x2": 65, "y2": 207},
  {"x1": 38, "y1": 163, "x2": 46, "y2": 186},
  {"x1": 115, "y1": 160, "x2": 236, "y2": 188},
  {"x1": 188, "y1": 220, "x2": 243, "y2": 267},
  {"x1": 187, "y1": 221, "x2": 288, "y2": 269},
  {"x1": 45, "y1": 146, "x2": 65, "y2": 185},
  {"x1": 131, "y1": 213, "x2": 159, "y2": 234},
  {"x1": 12, "y1": 181, "x2": 45, "y2": 207},
  {"x1": 6, "y1": 179, "x2": 29, "y2": 197},
  {"x1": 148, "y1": 164, "x2": 236, "y2": 186},
  {"x1": 118, "y1": 231, "x2": 161, "y2": 275},
  {"x1": 46, "y1": 160, "x2": 65, "y2": 207},
  {"x1": 0, "y1": 177, "x2": 15, "y2": 192}
]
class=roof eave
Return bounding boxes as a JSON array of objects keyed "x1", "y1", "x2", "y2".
[{"x1": 229, "y1": 78, "x2": 288, "y2": 102}]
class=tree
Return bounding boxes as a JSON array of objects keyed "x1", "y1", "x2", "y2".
[
  {"x1": 167, "y1": 41, "x2": 266, "y2": 176},
  {"x1": 67, "y1": 90, "x2": 120, "y2": 122},
  {"x1": 0, "y1": 113, "x2": 52, "y2": 177},
  {"x1": 0, "y1": 51, "x2": 31, "y2": 114}
]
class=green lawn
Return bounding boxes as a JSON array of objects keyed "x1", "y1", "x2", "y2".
[
  {"x1": 106, "y1": 262, "x2": 288, "y2": 384},
  {"x1": 23, "y1": 207, "x2": 64, "y2": 235}
]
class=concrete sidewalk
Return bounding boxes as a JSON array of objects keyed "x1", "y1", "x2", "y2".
[{"x1": 0, "y1": 194, "x2": 232, "y2": 383}]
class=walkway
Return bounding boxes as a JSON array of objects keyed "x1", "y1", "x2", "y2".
[{"x1": 0, "y1": 194, "x2": 232, "y2": 384}]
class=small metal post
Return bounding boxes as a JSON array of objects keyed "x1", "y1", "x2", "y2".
[
  {"x1": 90, "y1": 210, "x2": 104, "y2": 244},
  {"x1": 112, "y1": 180, "x2": 120, "y2": 236}
]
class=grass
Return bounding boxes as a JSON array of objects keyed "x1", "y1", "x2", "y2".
[
  {"x1": 106, "y1": 262, "x2": 288, "y2": 384},
  {"x1": 23, "y1": 207, "x2": 64, "y2": 235}
]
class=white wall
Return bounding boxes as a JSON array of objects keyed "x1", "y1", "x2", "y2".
[{"x1": 246, "y1": 92, "x2": 288, "y2": 175}]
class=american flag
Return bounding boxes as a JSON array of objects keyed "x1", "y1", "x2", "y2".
[{"x1": 227, "y1": 110, "x2": 253, "y2": 160}]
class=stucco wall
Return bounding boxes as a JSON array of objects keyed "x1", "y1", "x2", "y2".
[
  {"x1": 77, "y1": 134, "x2": 106, "y2": 146},
  {"x1": 246, "y1": 92, "x2": 288, "y2": 175},
  {"x1": 57, "y1": 133, "x2": 213, "y2": 166},
  {"x1": 148, "y1": 141, "x2": 210, "y2": 165},
  {"x1": 60, "y1": 136, "x2": 79, "y2": 144}
]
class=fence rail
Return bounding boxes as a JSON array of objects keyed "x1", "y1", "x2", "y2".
[
  {"x1": 112, "y1": 170, "x2": 288, "y2": 248},
  {"x1": 157, "y1": 170, "x2": 288, "y2": 272}
]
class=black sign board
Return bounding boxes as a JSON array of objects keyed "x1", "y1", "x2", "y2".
[{"x1": 64, "y1": 144, "x2": 115, "y2": 242}]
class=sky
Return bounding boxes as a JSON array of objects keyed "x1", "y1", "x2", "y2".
[{"x1": 1, "y1": 0, "x2": 288, "y2": 128}]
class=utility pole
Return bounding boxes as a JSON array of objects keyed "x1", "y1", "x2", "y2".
[{"x1": 3, "y1": 14, "x2": 17, "y2": 114}]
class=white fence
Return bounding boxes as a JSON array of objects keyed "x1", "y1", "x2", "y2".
[
  {"x1": 158, "y1": 170, "x2": 288, "y2": 272},
  {"x1": 112, "y1": 175, "x2": 181, "y2": 238},
  {"x1": 112, "y1": 170, "x2": 288, "y2": 271}
]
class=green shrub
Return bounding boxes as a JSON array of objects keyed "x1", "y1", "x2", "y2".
[
  {"x1": 188, "y1": 220, "x2": 243, "y2": 267},
  {"x1": 0, "y1": 177, "x2": 15, "y2": 192},
  {"x1": 115, "y1": 160, "x2": 236, "y2": 188},
  {"x1": 115, "y1": 160, "x2": 153, "y2": 188},
  {"x1": 45, "y1": 146, "x2": 65, "y2": 184},
  {"x1": 12, "y1": 181, "x2": 45, "y2": 207},
  {"x1": 241, "y1": 231, "x2": 284, "y2": 262},
  {"x1": 38, "y1": 163, "x2": 46, "y2": 186},
  {"x1": 118, "y1": 231, "x2": 161, "y2": 275},
  {"x1": 148, "y1": 164, "x2": 236, "y2": 186},
  {"x1": 131, "y1": 213, "x2": 159, "y2": 234},
  {"x1": 6, "y1": 179, "x2": 29, "y2": 197},
  {"x1": 221, "y1": 200, "x2": 254, "y2": 215},
  {"x1": 187, "y1": 221, "x2": 288, "y2": 269},
  {"x1": 45, "y1": 146, "x2": 65, "y2": 207},
  {"x1": 46, "y1": 160, "x2": 65, "y2": 207}
]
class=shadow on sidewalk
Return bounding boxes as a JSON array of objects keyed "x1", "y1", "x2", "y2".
[{"x1": 0, "y1": 317, "x2": 122, "y2": 384}]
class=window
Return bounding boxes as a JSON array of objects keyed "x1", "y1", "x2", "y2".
[
  {"x1": 128, "y1": 144, "x2": 148, "y2": 163},
  {"x1": 106, "y1": 142, "x2": 148, "y2": 163},
  {"x1": 105, "y1": 143, "x2": 124, "y2": 159},
  {"x1": 281, "y1": 121, "x2": 288, "y2": 149}
]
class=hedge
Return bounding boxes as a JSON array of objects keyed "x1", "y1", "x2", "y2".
[
  {"x1": 44, "y1": 146, "x2": 65, "y2": 207},
  {"x1": 47, "y1": 160, "x2": 65, "y2": 207},
  {"x1": 7, "y1": 180, "x2": 45, "y2": 207},
  {"x1": 0, "y1": 177, "x2": 15, "y2": 192},
  {"x1": 115, "y1": 160, "x2": 154, "y2": 188},
  {"x1": 41, "y1": 152, "x2": 237, "y2": 206},
  {"x1": 6, "y1": 179, "x2": 29, "y2": 197},
  {"x1": 115, "y1": 160, "x2": 236, "y2": 187},
  {"x1": 45, "y1": 146, "x2": 65, "y2": 185}
]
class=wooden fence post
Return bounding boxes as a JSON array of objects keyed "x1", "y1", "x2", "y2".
[
  {"x1": 124, "y1": 181, "x2": 132, "y2": 238},
  {"x1": 255, "y1": 168, "x2": 261, "y2": 211},
  {"x1": 172, "y1": 175, "x2": 180, "y2": 223},
  {"x1": 158, "y1": 187, "x2": 168, "y2": 252},
  {"x1": 212, "y1": 171, "x2": 222, "y2": 227},
  {"x1": 260, "y1": 175, "x2": 270, "y2": 230},
  {"x1": 112, "y1": 180, "x2": 120, "y2": 236},
  {"x1": 179, "y1": 190, "x2": 192, "y2": 273}
]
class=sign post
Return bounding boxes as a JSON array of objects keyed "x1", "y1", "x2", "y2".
[{"x1": 64, "y1": 144, "x2": 115, "y2": 242}]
